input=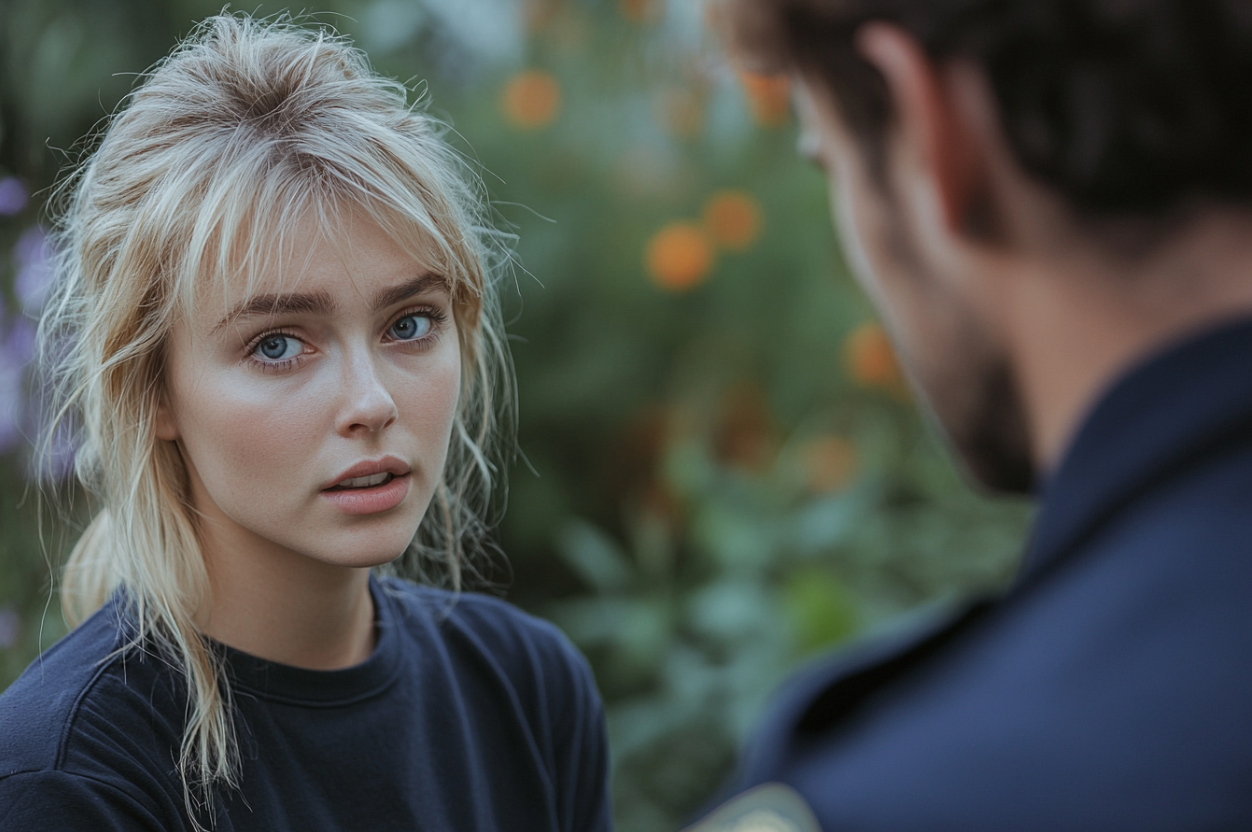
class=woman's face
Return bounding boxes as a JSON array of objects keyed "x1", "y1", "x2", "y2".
[{"x1": 156, "y1": 209, "x2": 462, "y2": 576}]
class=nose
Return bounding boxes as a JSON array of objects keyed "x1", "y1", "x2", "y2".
[{"x1": 336, "y1": 348, "x2": 398, "y2": 438}]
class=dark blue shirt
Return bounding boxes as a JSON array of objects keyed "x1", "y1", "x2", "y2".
[
  {"x1": 0, "y1": 576, "x2": 612, "y2": 831},
  {"x1": 706, "y1": 318, "x2": 1252, "y2": 831}
]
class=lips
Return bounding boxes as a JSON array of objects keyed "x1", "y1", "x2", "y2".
[
  {"x1": 329, "y1": 471, "x2": 394, "y2": 491},
  {"x1": 321, "y1": 457, "x2": 413, "y2": 516},
  {"x1": 322, "y1": 457, "x2": 411, "y2": 492}
]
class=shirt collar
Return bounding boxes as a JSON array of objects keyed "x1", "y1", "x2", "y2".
[
  {"x1": 1021, "y1": 315, "x2": 1252, "y2": 582},
  {"x1": 221, "y1": 574, "x2": 403, "y2": 704}
]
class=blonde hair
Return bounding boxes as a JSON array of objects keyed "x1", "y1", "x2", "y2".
[{"x1": 37, "y1": 13, "x2": 513, "y2": 825}]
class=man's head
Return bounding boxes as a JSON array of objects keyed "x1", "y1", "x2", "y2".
[{"x1": 718, "y1": 0, "x2": 1252, "y2": 492}]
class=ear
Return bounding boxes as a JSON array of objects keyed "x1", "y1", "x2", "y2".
[
  {"x1": 154, "y1": 390, "x2": 180, "y2": 442},
  {"x1": 856, "y1": 23, "x2": 986, "y2": 238}
]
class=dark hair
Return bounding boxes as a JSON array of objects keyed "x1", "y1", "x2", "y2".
[{"x1": 722, "y1": 0, "x2": 1252, "y2": 217}]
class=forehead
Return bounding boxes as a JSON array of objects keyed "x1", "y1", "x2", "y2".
[{"x1": 193, "y1": 205, "x2": 440, "y2": 322}]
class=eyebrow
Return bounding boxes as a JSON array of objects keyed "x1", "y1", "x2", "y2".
[
  {"x1": 213, "y1": 272, "x2": 449, "y2": 333},
  {"x1": 371, "y1": 273, "x2": 449, "y2": 311}
]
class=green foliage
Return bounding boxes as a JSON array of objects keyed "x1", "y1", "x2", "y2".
[
  {"x1": 539, "y1": 407, "x2": 1027, "y2": 829},
  {"x1": 0, "y1": 2, "x2": 1033, "y2": 830}
]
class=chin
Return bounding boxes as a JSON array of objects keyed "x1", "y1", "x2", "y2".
[
  {"x1": 935, "y1": 360, "x2": 1035, "y2": 495},
  {"x1": 857, "y1": 208, "x2": 1036, "y2": 494},
  {"x1": 906, "y1": 337, "x2": 1035, "y2": 496},
  {"x1": 300, "y1": 523, "x2": 422, "y2": 570},
  {"x1": 957, "y1": 438, "x2": 1034, "y2": 495}
]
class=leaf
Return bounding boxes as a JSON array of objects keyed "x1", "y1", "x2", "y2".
[
  {"x1": 685, "y1": 579, "x2": 776, "y2": 643},
  {"x1": 787, "y1": 487, "x2": 872, "y2": 556},
  {"x1": 781, "y1": 566, "x2": 860, "y2": 655},
  {"x1": 556, "y1": 519, "x2": 634, "y2": 592}
]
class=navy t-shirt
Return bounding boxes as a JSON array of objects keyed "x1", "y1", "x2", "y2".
[{"x1": 0, "y1": 576, "x2": 612, "y2": 831}]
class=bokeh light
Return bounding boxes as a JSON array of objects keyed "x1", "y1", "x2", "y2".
[
  {"x1": 501, "y1": 70, "x2": 562, "y2": 130},
  {"x1": 739, "y1": 71, "x2": 791, "y2": 127},
  {"x1": 702, "y1": 190, "x2": 762, "y2": 251},
  {"x1": 645, "y1": 221, "x2": 716, "y2": 291},
  {"x1": 843, "y1": 321, "x2": 904, "y2": 391}
]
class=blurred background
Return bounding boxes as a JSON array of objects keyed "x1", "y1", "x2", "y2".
[{"x1": 0, "y1": 0, "x2": 1031, "y2": 828}]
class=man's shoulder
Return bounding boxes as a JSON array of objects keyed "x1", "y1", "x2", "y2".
[{"x1": 735, "y1": 472, "x2": 1252, "y2": 828}]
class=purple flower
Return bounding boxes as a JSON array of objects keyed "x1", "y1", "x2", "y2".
[
  {"x1": 0, "y1": 337, "x2": 22, "y2": 450},
  {"x1": 4, "y1": 317, "x2": 35, "y2": 365},
  {"x1": 0, "y1": 177, "x2": 27, "y2": 217},
  {"x1": 15, "y1": 226, "x2": 54, "y2": 314},
  {"x1": 1, "y1": 224, "x2": 75, "y2": 475},
  {"x1": 0, "y1": 605, "x2": 21, "y2": 650},
  {"x1": 40, "y1": 419, "x2": 80, "y2": 481},
  {"x1": 2, "y1": 226, "x2": 54, "y2": 456},
  {"x1": 0, "y1": 314, "x2": 27, "y2": 453}
]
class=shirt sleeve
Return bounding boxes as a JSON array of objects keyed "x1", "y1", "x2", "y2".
[
  {"x1": 551, "y1": 638, "x2": 613, "y2": 832},
  {"x1": 442, "y1": 590, "x2": 615, "y2": 832},
  {"x1": 0, "y1": 770, "x2": 171, "y2": 831}
]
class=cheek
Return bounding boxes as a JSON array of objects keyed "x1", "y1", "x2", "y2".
[
  {"x1": 829, "y1": 160, "x2": 898, "y2": 311},
  {"x1": 399, "y1": 350, "x2": 462, "y2": 462},
  {"x1": 829, "y1": 166, "x2": 938, "y2": 385},
  {"x1": 171, "y1": 367, "x2": 323, "y2": 504},
  {"x1": 833, "y1": 180, "x2": 877, "y2": 292}
]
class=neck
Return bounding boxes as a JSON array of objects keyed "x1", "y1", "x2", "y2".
[
  {"x1": 1003, "y1": 210, "x2": 1252, "y2": 475},
  {"x1": 195, "y1": 520, "x2": 377, "y2": 670}
]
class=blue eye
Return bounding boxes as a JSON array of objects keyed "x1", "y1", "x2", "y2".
[
  {"x1": 389, "y1": 313, "x2": 432, "y2": 341},
  {"x1": 254, "y1": 334, "x2": 301, "y2": 361}
]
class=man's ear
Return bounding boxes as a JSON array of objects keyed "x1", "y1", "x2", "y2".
[
  {"x1": 856, "y1": 22, "x2": 987, "y2": 238},
  {"x1": 154, "y1": 391, "x2": 179, "y2": 442}
]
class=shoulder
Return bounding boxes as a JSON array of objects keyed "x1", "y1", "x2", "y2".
[
  {"x1": 0, "y1": 769, "x2": 174, "y2": 830},
  {"x1": 379, "y1": 576, "x2": 594, "y2": 692},
  {"x1": 379, "y1": 579, "x2": 612, "y2": 832},
  {"x1": 0, "y1": 602, "x2": 128, "y2": 774},
  {"x1": 375, "y1": 575, "x2": 600, "y2": 725},
  {"x1": 0, "y1": 602, "x2": 182, "y2": 811}
]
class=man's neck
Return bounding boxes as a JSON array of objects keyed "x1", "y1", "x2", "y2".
[{"x1": 1004, "y1": 210, "x2": 1252, "y2": 474}]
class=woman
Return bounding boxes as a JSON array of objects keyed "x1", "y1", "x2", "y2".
[{"x1": 0, "y1": 14, "x2": 610, "y2": 832}]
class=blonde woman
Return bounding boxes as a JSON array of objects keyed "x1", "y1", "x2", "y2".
[{"x1": 0, "y1": 14, "x2": 610, "y2": 832}]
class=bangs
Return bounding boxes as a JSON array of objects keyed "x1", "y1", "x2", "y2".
[{"x1": 169, "y1": 141, "x2": 484, "y2": 336}]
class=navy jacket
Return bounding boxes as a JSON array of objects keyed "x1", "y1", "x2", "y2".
[{"x1": 709, "y1": 318, "x2": 1252, "y2": 831}]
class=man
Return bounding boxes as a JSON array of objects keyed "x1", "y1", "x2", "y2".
[{"x1": 693, "y1": 1, "x2": 1252, "y2": 830}]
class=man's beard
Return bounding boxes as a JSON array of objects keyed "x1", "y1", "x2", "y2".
[
  {"x1": 904, "y1": 310, "x2": 1035, "y2": 495},
  {"x1": 943, "y1": 356, "x2": 1035, "y2": 494},
  {"x1": 857, "y1": 180, "x2": 1036, "y2": 495}
]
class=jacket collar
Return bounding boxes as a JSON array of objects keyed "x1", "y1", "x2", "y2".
[{"x1": 1020, "y1": 315, "x2": 1252, "y2": 583}]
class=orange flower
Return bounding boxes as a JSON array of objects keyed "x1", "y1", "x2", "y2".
[
  {"x1": 801, "y1": 435, "x2": 859, "y2": 494},
  {"x1": 702, "y1": 190, "x2": 762, "y2": 250},
  {"x1": 844, "y1": 322, "x2": 904, "y2": 390},
  {"x1": 501, "y1": 71, "x2": 561, "y2": 130},
  {"x1": 645, "y1": 222, "x2": 715, "y2": 291},
  {"x1": 739, "y1": 71, "x2": 791, "y2": 127},
  {"x1": 524, "y1": 0, "x2": 561, "y2": 33},
  {"x1": 619, "y1": 0, "x2": 661, "y2": 23}
]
